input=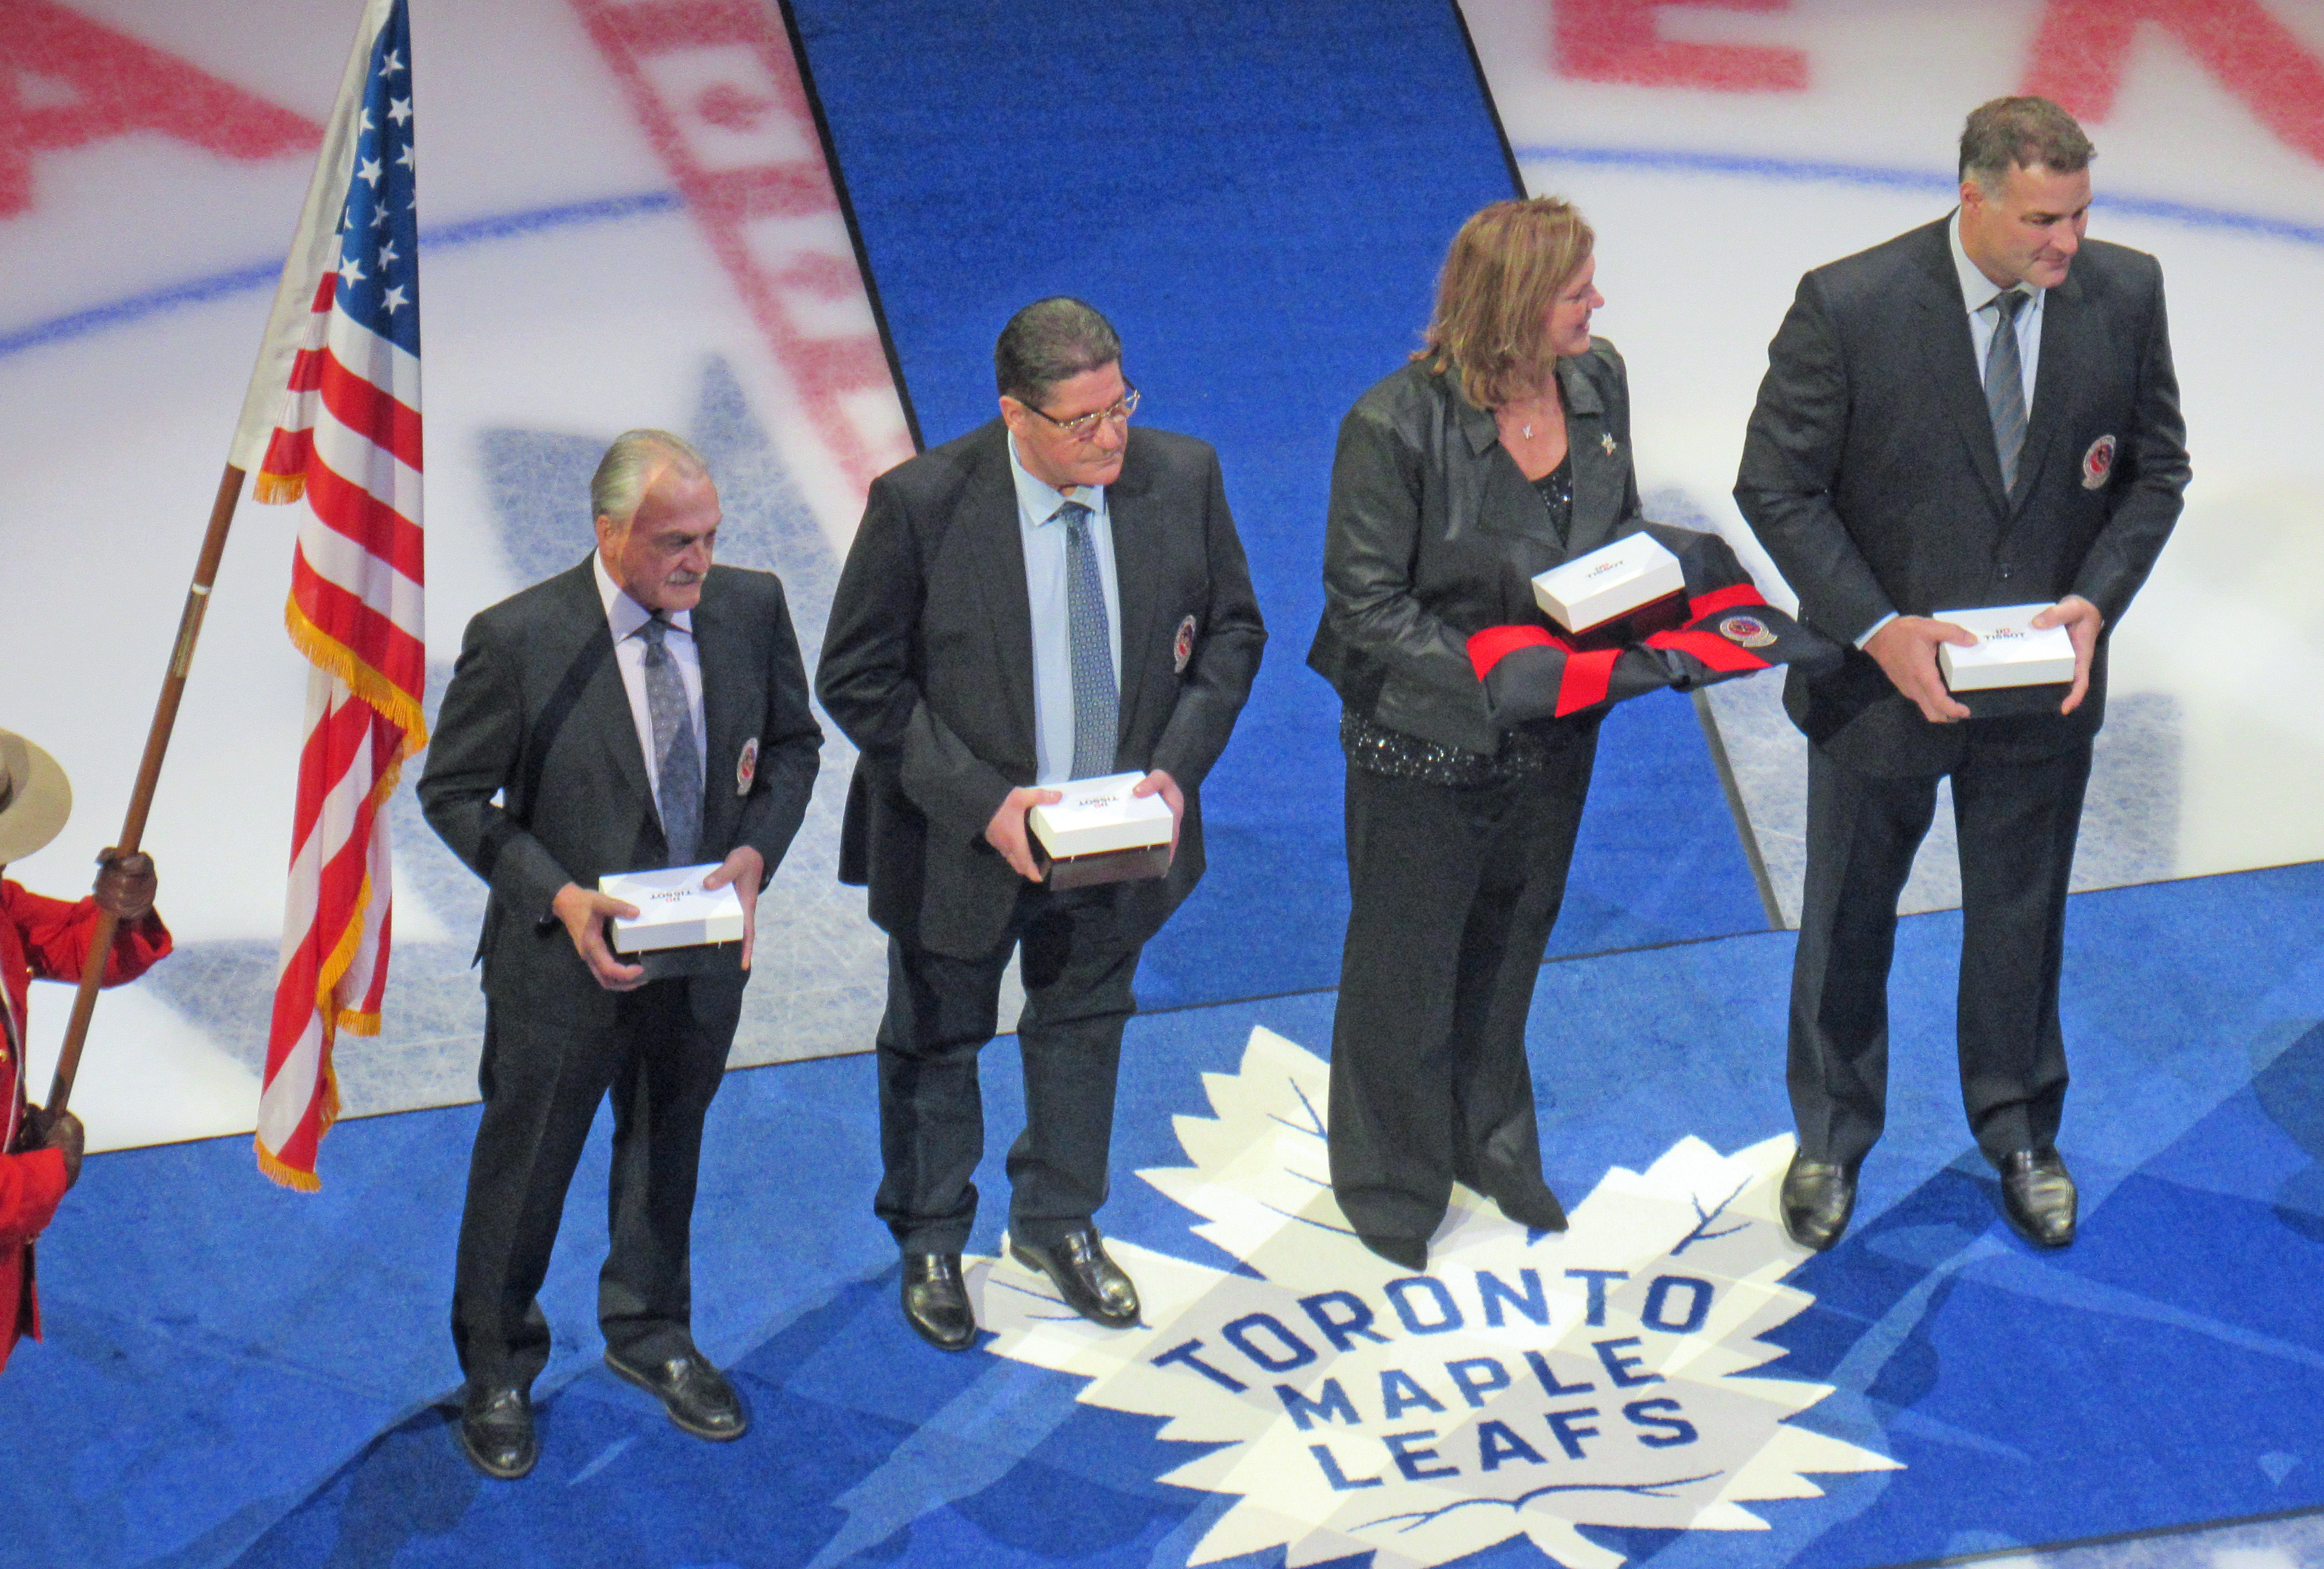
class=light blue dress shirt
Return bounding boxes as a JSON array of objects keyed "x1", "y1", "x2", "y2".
[
  {"x1": 1857, "y1": 209, "x2": 2051, "y2": 649},
  {"x1": 1950, "y1": 205, "x2": 2044, "y2": 409},
  {"x1": 1008, "y1": 433, "x2": 1123, "y2": 784}
]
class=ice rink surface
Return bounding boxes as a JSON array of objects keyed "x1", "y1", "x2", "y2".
[
  {"x1": 6, "y1": 0, "x2": 2323, "y2": 1159},
  {"x1": 8, "y1": 6, "x2": 2324, "y2": 1567}
]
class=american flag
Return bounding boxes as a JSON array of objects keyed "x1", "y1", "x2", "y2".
[{"x1": 229, "y1": 0, "x2": 424, "y2": 1190}]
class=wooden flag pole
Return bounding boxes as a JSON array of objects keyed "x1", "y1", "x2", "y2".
[{"x1": 45, "y1": 463, "x2": 248, "y2": 1118}]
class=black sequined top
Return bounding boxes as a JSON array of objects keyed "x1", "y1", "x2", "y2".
[
  {"x1": 1341, "y1": 709, "x2": 1568, "y2": 787},
  {"x1": 1532, "y1": 453, "x2": 1574, "y2": 548}
]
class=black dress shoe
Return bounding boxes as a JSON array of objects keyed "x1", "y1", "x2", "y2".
[
  {"x1": 605, "y1": 1349, "x2": 749, "y2": 1440},
  {"x1": 1488, "y1": 1181, "x2": 1568, "y2": 1233},
  {"x1": 901, "y1": 1253, "x2": 977, "y2": 1351},
  {"x1": 1356, "y1": 1232, "x2": 1429, "y2": 1272},
  {"x1": 1010, "y1": 1228, "x2": 1140, "y2": 1327},
  {"x1": 457, "y1": 1383, "x2": 537, "y2": 1480},
  {"x1": 1996, "y1": 1149, "x2": 2077, "y2": 1248},
  {"x1": 1781, "y1": 1152, "x2": 1857, "y2": 1251}
]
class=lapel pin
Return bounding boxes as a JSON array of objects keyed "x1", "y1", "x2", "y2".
[
  {"x1": 1173, "y1": 615, "x2": 1198, "y2": 675},
  {"x1": 1601, "y1": 433, "x2": 1617, "y2": 456},
  {"x1": 2080, "y1": 434, "x2": 2117, "y2": 489},
  {"x1": 736, "y1": 736, "x2": 758, "y2": 797}
]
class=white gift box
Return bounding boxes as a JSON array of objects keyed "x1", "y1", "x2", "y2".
[
  {"x1": 1028, "y1": 770, "x2": 1174, "y2": 861},
  {"x1": 1532, "y1": 533, "x2": 1686, "y2": 633},
  {"x1": 600, "y1": 863, "x2": 746, "y2": 953},
  {"x1": 1935, "y1": 604, "x2": 2077, "y2": 691}
]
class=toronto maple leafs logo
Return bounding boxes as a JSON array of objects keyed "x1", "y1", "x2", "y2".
[{"x1": 964, "y1": 1027, "x2": 1898, "y2": 1569}]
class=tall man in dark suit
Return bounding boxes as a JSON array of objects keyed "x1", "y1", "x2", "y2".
[
  {"x1": 420, "y1": 429, "x2": 821, "y2": 1477},
  {"x1": 1737, "y1": 98, "x2": 2187, "y2": 1253},
  {"x1": 819, "y1": 298, "x2": 1264, "y2": 1350}
]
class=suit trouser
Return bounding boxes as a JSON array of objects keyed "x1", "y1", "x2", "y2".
[
  {"x1": 451, "y1": 972, "x2": 742, "y2": 1389},
  {"x1": 873, "y1": 885, "x2": 1142, "y2": 1254},
  {"x1": 1789, "y1": 734, "x2": 2092, "y2": 1169},
  {"x1": 1328, "y1": 736, "x2": 1596, "y2": 1247}
]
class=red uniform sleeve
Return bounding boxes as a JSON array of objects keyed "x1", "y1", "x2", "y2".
[
  {"x1": 2, "y1": 882, "x2": 173, "y2": 988},
  {"x1": 0, "y1": 1148, "x2": 67, "y2": 1249}
]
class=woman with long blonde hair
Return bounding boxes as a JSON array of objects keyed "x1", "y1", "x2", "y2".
[{"x1": 1306, "y1": 196, "x2": 1635, "y2": 1269}]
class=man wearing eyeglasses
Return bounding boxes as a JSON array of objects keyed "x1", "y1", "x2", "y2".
[{"x1": 820, "y1": 297, "x2": 1265, "y2": 1350}]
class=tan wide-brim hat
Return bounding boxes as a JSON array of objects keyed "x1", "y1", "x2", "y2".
[{"x1": 0, "y1": 728, "x2": 72, "y2": 865}]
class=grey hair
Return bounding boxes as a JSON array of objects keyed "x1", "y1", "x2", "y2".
[
  {"x1": 994, "y1": 297, "x2": 1122, "y2": 408},
  {"x1": 1959, "y1": 96, "x2": 2094, "y2": 189},
  {"x1": 590, "y1": 428, "x2": 709, "y2": 529}
]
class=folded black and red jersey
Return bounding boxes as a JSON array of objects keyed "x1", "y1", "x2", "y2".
[{"x1": 1467, "y1": 523, "x2": 1842, "y2": 727}]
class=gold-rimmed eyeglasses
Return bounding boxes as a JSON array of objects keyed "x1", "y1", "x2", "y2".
[{"x1": 1025, "y1": 382, "x2": 1140, "y2": 441}]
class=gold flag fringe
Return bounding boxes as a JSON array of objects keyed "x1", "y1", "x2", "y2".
[
  {"x1": 260, "y1": 592, "x2": 426, "y2": 1190},
  {"x1": 311, "y1": 876, "x2": 372, "y2": 1013},
  {"x1": 253, "y1": 471, "x2": 308, "y2": 506},
  {"x1": 284, "y1": 595, "x2": 432, "y2": 754},
  {"x1": 255, "y1": 1009, "x2": 347, "y2": 1192},
  {"x1": 255, "y1": 1136, "x2": 323, "y2": 1192}
]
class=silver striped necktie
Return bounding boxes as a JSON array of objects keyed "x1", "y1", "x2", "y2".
[
  {"x1": 1058, "y1": 500, "x2": 1118, "y2": 780},
  {"x1": 1985, "y1": 288, "x2": 2030, "y2": 492},
  {"x1": 639, "y1": 613, "x2": 702, "y2": 867}
]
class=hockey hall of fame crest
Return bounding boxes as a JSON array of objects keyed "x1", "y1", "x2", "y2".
[{"x1": 967, "y1": 1028, "x2": 1899, "y2": 1569}]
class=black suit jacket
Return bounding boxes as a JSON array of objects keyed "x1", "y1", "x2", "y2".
[
  {"x1": 1736, "y1": 216, "x2": 2189, "y2": 774},
  {"x1": 418, "y1": 558, "x2": 822, "y2": 1017},
  {"x1": 817, "y1": 420, "x2": 1265, "y2": 959}
]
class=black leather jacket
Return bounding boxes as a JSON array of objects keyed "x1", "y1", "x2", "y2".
[{"x1": 1307, "y1": 342, "x2": 1646, "y2": 755}]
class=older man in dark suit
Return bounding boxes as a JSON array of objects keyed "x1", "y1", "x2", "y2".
[
  {"x1": 819, "y1": 298, "x2": 1264, "y2": 1350},
  {"x1": 1737, "y1": 97, "x2": 2188, "y2": 1253},
  {"x1": 419, "y1": 429, "x2": 821, "y2": 1477}
]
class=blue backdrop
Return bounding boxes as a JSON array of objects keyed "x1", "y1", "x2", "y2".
[{"x1": 784, "y1": 0, "x2": 1769, "y2": 1010}]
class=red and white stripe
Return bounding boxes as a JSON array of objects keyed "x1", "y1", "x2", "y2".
[
  {"x1": 240, "y1": 26, "x2": 426, "y2": 1188},
  {"x1": 253, "y1": 285, "x2": 425, "y2": 1190}
]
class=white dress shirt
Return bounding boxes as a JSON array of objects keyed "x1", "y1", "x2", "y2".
[
  {"x1": 593, "y1": 550, "x2": 706, "y2": 796},
  {"x1": 1007, "y1": 433, "x2": 1123, "y2": 785}
]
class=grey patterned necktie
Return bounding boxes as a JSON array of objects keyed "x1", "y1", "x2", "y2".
[
  {"x1": 638, "y1": 613, "x2": 702, "y2": 866},
  {"x1": 1985, "y1": 288, "x2": 2030, "y2": 492},
  {"x1": 1058, "y1": 500, "x2": 1118, "y2": 780}
]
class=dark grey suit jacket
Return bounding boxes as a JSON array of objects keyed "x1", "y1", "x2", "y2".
[
  {"x1": 1736, "y1": 216, "x2": 2189, "y2": 774},
  {"x1": 418, "y1": 559, "x2": 822, "y2": 1018},
  {"x1": 817, "y1": 421, "x2": 1266, "y2": 959},
  {"x1": 1306, "y1": 345, "x2": 1645, "y2": 756}
]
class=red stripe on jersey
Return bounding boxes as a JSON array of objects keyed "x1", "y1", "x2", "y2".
[
  {"x1": 1467, "y1": 623, "x2": 1559, "y2": 679},
  {"x1": 1647, "y1": 628, "x2": 1771, "y2": 673},
  {"x1": 1556, "y1": 648, "x2": 1622, "y2": 716},
  {"x1": 1687, "y1": 583, "x2": 1765, "y2": 619}
]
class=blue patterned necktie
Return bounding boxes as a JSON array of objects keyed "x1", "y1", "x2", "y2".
[
  {"x1": 1985, "y1": 289, "x2": 2030, "y2": 492},
  {"x1": 1058, "y1": 500, "x2": 1118, "y2": 780},
  {"x1": 639, "y1": 613, "x2": 702, "y2": 866}
]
